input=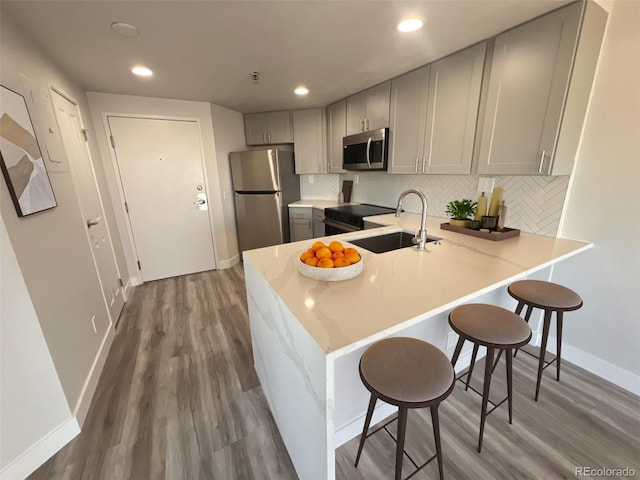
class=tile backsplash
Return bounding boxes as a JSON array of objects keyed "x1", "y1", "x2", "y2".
[{"x1": 299, "y1": 173, "x2": 570, "y2": 237}]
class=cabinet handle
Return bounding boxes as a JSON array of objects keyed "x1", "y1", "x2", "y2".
[
  {"x1": 415, "y1": 157, "x2": 420, "y2": 173},
  {"x1": 422, "y1": 157, "x2": 426, "y2": 174},
  {"x1": 538, "y1": 150, "x2": 546, "y2": 173},
  {"x1": 365, "y1": 118, "x2": 369, "y2": 131},
  {"x1": 263, "y1": 133, "x2": 267, "y2": 144},
  {"x1": 360, "y1": 119, "x2": 365, "y2": 132}
]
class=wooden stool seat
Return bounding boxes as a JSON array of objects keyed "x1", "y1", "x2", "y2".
[
  {"x1": 355, "y1": 337, "x2": 455, "y2": 480},
  {"x1": 505, "y1": 279, "x2": 583, "y2": 401},
  {"x1": 508, "y1": 280, "x2": 583, "y2": 311},
  {"x1": 449, "y1": 304, "x2": 532, "y2": 453}
]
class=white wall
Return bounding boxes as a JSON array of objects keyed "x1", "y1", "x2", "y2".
[
  {"x1": 0, "y1": 217, "x2": 80, "y2": 479},
  {"x1": 86, "y1": 93, "x2": 244, "y2": 280},
  {"x1": 552, "y1": 0, "x2": 640, "y2": 393},
  {"x1": 210, "y1": 104, "x2": 247, "y2": 266},
  {"x1": 0, "y1": 17, "x2": 121, "y2": 477}
]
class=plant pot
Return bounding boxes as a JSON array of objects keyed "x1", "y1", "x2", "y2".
[{"x1": 449, "y1": 218, "x2": 471, "y2": 228}]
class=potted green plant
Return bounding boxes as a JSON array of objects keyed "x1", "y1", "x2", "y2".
[{"x1": 446, "y1": 199, "x2": 477, "y2": 228}]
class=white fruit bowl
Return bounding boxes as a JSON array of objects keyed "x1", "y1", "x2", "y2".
[{"x1": 298, "y1": 258, "x2": 363, "y2": 281}]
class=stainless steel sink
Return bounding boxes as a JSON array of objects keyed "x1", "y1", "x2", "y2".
[{"x1": 348, "y1": 231, "x2": 440, "y2": 253}]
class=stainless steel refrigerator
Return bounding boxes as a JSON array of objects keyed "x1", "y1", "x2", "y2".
[{"x1": 230, "y1": 149, "x2": 300, "y2": 252}]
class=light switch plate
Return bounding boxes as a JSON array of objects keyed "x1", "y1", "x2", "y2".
[{"x1": 477, "y1": 177, "x2": 495, "y2": 193}]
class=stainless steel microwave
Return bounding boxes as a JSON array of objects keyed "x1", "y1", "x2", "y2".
[{"x1": 342, "y1": 128, "x2": 389, "y2": 171}]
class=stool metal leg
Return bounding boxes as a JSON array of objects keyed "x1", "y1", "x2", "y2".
[
  {"x1": 513, "y1": 303, "x2": 532, "y2": 358},
  {"x1": 354, "y1": 394, "x2": 377, "y2": 467},
  {"x1": 451, "y1": 336, "x2": 465, "y2": 367},
  {"x1": 478, "y1": 347, "x2": 495, "y2": 453},
  {"x1": 431, "y1": 405, "x2": 444, "y2": 480},
  {"x1": 556, "y1": 311, "x2": 564, "y2": 381},
  {"x1": 395, "y1": 407, "x2": 408, "y2": 480},
  {"x1": 466, "y1": 343, "x2": 479, "y2": 391},
  {"x1": 535, "y1": 310, "x2": 553, "y2": 401},
  {"x1": 506, "y1": 348, "x2": 513, "y2": 424}
]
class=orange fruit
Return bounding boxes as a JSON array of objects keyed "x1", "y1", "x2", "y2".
[
  {"x1": 334, "y1": 258, "x2": 351, "y2": 268},
  {"x1": 315, "y1": 247, "x2": 332, "y2": 259},
  {"x1": 317, "y1": 258, "x2": 335, "y2": 268},
  {"x1": 300, "y1": 250, "x2": 314, "y2": 262},
  {"x1": 311, "y1": 241, "x2": 326, "y2": 252},
  {"x1": 343, "y1": 247, "x2": 357, "y2": 255},
  {"x1": 304, "y1": 257, "x2": 319, "y2": 267},
  {"x1": 332, "y1": 251, "x2": 345, "y2": 259},
  {"x1": 329, "y1": 241, "x2": 344, "y2": 253},
  {"x1": 345, "y1": 251, "x2": 361, "y2": 264}
]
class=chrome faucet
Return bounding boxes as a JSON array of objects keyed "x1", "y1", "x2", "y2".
[{"x1": 396, "y1": 189, "x2": 429, "y2": 250}]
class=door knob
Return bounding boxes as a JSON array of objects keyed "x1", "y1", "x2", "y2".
[{"x1": 87, "y1": 217, "x2": 100, "y2": 228}]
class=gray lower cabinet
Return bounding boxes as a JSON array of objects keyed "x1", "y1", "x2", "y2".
[
  {"x1": 245, "y1": 111, "x2": 293, "y2": 146},
  {"x1": 388, "y1": 42, "x2": 485, "y2": 174},
  {"x1": 477, "y1": 1, "x2": 607, "y2": 175},
  {"x1": 326, "y1": 99, "x2": 346, "y2": 173},
  {"x1": 312, "y1": 208, "x2": 325, "y2": 238},
  {"x1": 289, "y1": 207, "x2": 313, "y2": 242}
]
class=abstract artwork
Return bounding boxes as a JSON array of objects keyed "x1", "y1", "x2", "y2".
[{"x1": 0, "y1": 85, "x2": 57, "y2": 217}]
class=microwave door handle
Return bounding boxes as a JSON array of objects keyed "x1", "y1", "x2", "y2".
[{"x1": 366, "y1": 137, "x2": 372, "y2": 168}]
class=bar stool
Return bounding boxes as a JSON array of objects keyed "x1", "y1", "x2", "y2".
[
  {"x1": 355, "y1": 337, "x2": 455, "y2": 480},
  {"x1": 505, "y1": 280, "x2": 583, "y2": 401},
  {"x1": 449, "y1": 304, "x2": 531, "y2": 453}
]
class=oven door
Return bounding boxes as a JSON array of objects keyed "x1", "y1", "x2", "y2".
[
  {"x1": 343, "y1": 128, "x2": 389, "y2": 171},
  {"x1": 323, "y1": 218, "x2": 361, "y2": 235}
]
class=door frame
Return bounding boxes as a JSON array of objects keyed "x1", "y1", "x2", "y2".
[
  {"x1": 100, "y1": 112, "x2": 219, "y2": 284},
  {"x1": 48, "y1": 86, "x2": 126, "y2": 312}
]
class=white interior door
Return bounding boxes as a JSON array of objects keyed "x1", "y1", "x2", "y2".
[
  {"x1": 107, "y1": 116, "x2": 216, "y2": 282},
  {"x1": 51, "y1": 91, "x2": 125, "y2": 324}
]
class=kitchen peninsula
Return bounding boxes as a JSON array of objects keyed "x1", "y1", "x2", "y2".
[{"x1": 243, "y1": 213, "x2": 591, "y2": 479}]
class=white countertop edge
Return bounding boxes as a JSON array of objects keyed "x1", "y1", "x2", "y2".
[{"x1": 326, "y1": 241, "x2": 593, "y2": 360}]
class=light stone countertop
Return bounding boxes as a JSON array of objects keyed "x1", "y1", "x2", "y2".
[
  {"x1": 288, "y1": 200, "x2": 356, "y2": 209},
  {"x1": 243, "y1": 213, "x2": 591, "y2": 357}
]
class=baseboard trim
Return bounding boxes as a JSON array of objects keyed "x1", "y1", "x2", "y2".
[
  {"x1": 73, "y1": 327, "x2": 115, "y2": 426},
  {"x1": 217, "y1": 255, "x2": 240, "y2": 270},
  {"x1": 0, "y1": 416, "x2": 79, "y2": 480},
  {"x1": 546, "y1": 337, "x2": 640, "y2": 396}
]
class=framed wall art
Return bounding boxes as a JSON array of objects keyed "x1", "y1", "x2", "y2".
[{"x1": 0, "y1": 84, "x2": 57, "y2": 217}]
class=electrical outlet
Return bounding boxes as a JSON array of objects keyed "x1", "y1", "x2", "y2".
[
  {"x1": 446, "y1": 331, "x2": 458, "y2": 349},
  {"x1": 308, "y1": 175, "x2": 314, "y2": 184},
  {"x1": 477, "y1": 177, "x2": 495, "y2": 193},
  {"x1": 354, "y1": 174, "x2": 359, "y2": 184}
]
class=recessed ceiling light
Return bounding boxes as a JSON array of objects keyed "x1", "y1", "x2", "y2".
[
  {"x1": 131, "y1": 65, "x2": 153, "y2": 77},
  {"x1": 111, "y1": 22, "x2": 140, "y2": 37},
  {"x1": 294, "y1": 86, "x2": 309, "y2": 96},
  {"x1": 397, "y1": 17, "x2": 424, "y2": 33}
]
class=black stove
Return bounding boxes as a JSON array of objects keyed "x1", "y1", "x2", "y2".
[{"x1": 324, "y1": 203, "x2": 396, "y2": 234}]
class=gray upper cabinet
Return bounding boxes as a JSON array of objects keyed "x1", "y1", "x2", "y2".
[
  {"x1": 326, "y1": 99, "x2": 347, "y2": 173},
  {"x1": 346, "y1": 81, "x2": 391, "y2": 135},
  {"x1": 292, "y1": 109, "x2": 326, "y2": 174},
  {"x1": 424, "y1": 42, "x2": 486, "y2": 174},
  {"x1": 388, "y1": 66, "x2": 430, "y2": 174},
  {"x1": 477, "y1": 1, "x2": 607, "y2": 175},
  {"x1": 245, "y1": 111, "x2": 293, "y2": 145},
  {"x1": 388, "y1": 43, "x2": 485, "y2": 174}
]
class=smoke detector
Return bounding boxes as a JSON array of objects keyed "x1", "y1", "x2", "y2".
[{"x1": 250, "y1": 72, "x2": 261, "y2": 84}]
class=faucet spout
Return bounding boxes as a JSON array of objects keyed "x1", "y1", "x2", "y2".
[{"x1": 395, "y1": 189, "x2": 429, "y2": 250}]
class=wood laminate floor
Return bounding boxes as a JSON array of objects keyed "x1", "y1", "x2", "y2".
[{"x1": 30, "y1": 265, "x2": 639, "y2": 480}]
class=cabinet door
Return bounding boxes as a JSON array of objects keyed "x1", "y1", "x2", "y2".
[
  {"x1": 477, "y1": 3, "x2": 581, "y2": 175},
  {"x1": 327, "y1": 100, "x2": 346, "y2": 173},
  {"x1": 364, "y1": 81, "x2": 391, "y2": 132},
  {"x1": 346, "y1": 92, "x2": 367, "y2": 135},
  {"x1": 268, "y1": 111, "x2": 293, "y2": 144},
  {"x1": 388, "y1": 66, "x2": 429, "y2": 174},
  {"x1": 293, "y1": 109, "x2": 326, "y2": 174},
  {"x1": 423, "y1": 42, "x2": 486, "y2": 174},
  {"x1": 244, "y1": 113, "x2": 268, "y2": 145},
  {"x1": 289, "y1": 207, "x2": 313, "y2": 242}
]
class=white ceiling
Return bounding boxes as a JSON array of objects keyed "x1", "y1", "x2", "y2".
[{"x1": 2, "y1": 0, "x2": 571, "y2": 113}]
